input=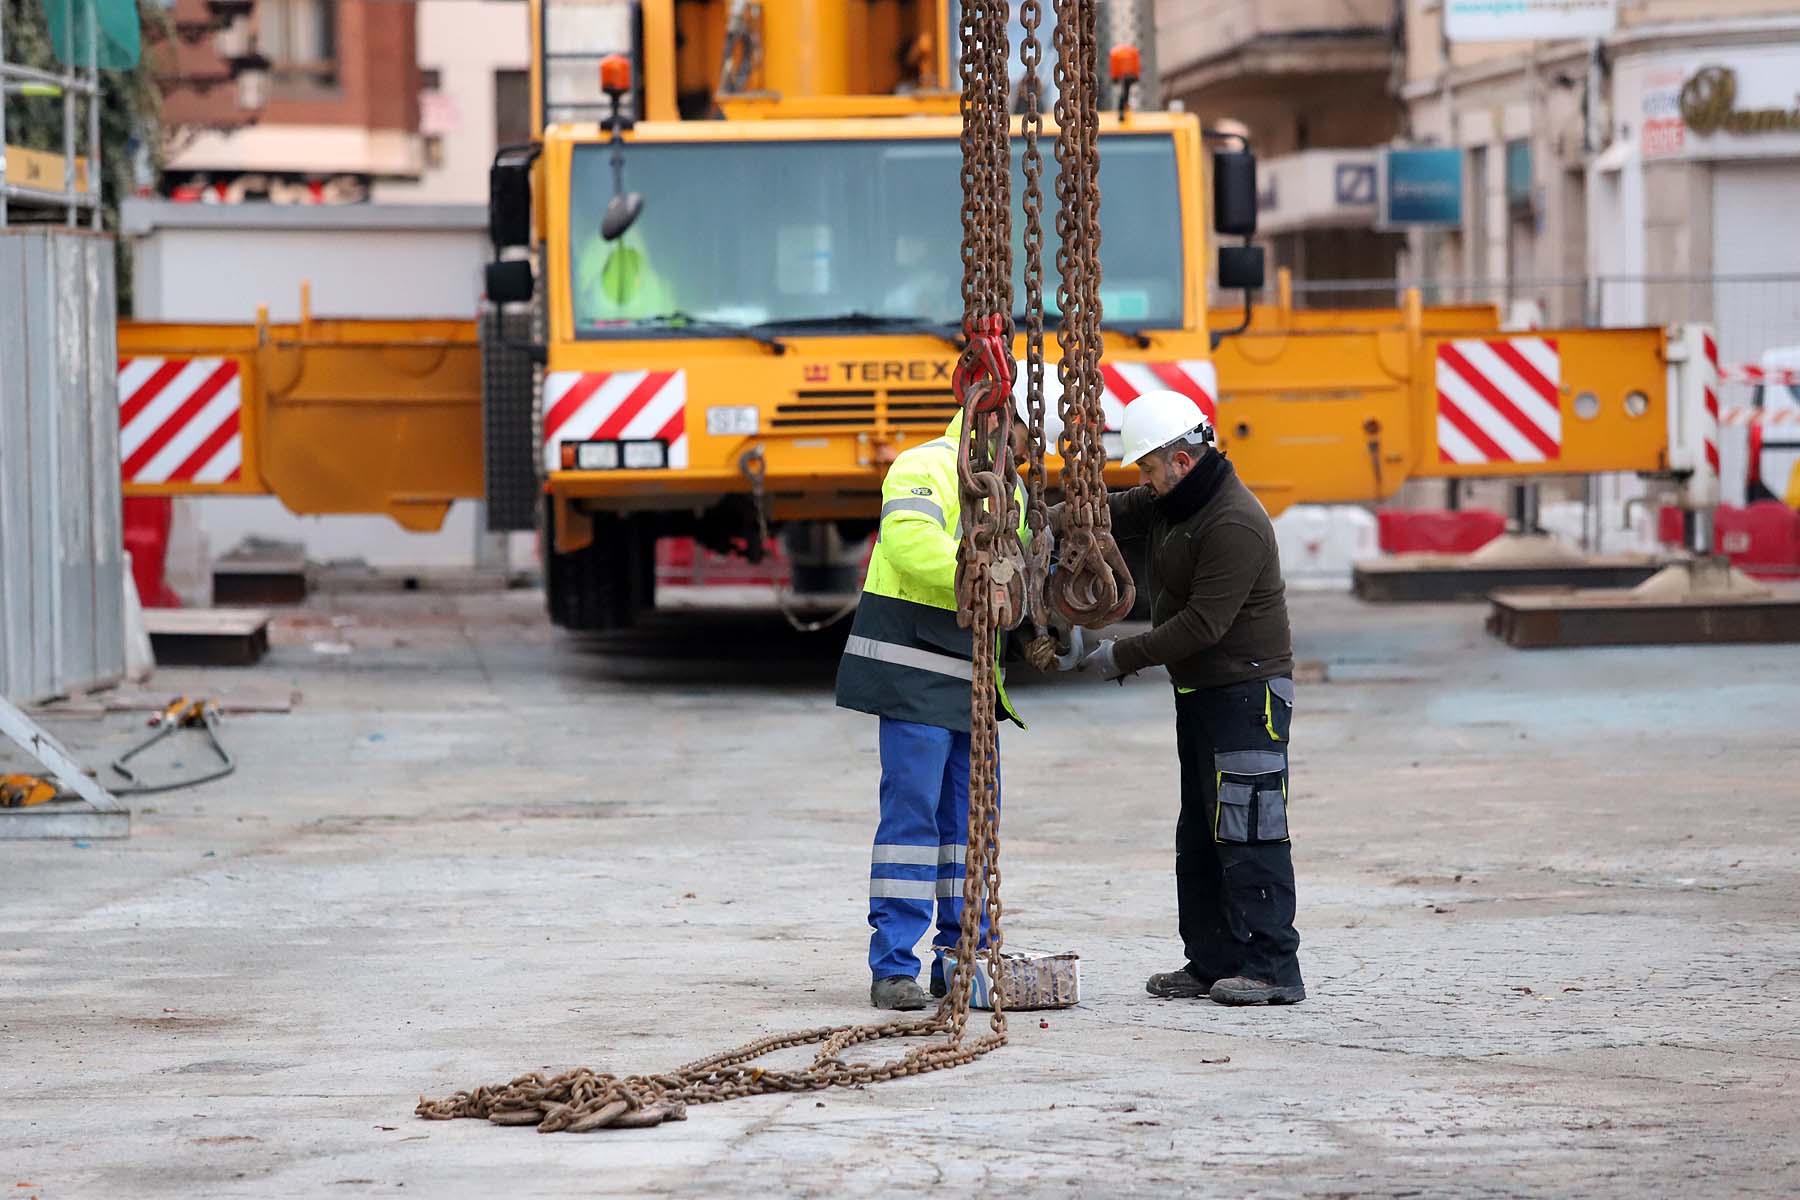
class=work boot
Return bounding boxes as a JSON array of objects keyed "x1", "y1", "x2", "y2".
[
  {"x1": 1209, "y1": 976, "x2": 1306, "y2": 1006},
  {"x1": 929, "y1": 960, "x2": 948, "y2": 999},
  {"x1": 1145, "y1": 967, "x2": 1215, "y2": 999},
  {"x1": 871, "y1": 976, "x2": 929, "y2": 1011}
]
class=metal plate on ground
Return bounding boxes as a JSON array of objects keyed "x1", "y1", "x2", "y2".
[
  {"x1": 1354, "y1": 557, "x2": 1665, "y2": 603},
  {"x1": 213, "y1": 568, "x2": 308, "y2": 606},
  {"x1": 143, "y1": 609, "x2": 272, "y2": 667},
  {"x1": 0, "y1": 798, "x2": 130, "y2": 839},
  {"x1": 1488, "y1": 588, "x2": 1800, "y2": 648},
  {"x1": 213, "y1": 541, "x2": 308, "y2": 606}
]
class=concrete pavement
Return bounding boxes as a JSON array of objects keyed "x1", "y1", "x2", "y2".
[{"x1": 4, "y1": 587, "x2": 1797, "y2": 1197}]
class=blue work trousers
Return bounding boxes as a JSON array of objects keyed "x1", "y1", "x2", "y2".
[{"x1": 867, "y1": 717, "x2": 998, "y2": 981}]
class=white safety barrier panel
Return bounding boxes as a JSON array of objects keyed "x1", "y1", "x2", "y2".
[{"x1": 1273, "y1": 505, "x2": 1379, "y2": 591}]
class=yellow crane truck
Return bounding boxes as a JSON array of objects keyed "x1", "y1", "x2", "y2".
[{"x1": 118, "y1": 0, "x2": 1696, "y2": 631}]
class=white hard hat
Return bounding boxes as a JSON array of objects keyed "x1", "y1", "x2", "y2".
[
  {"x1": 1012, "y1": 365, "x2": 1066, "y2": 451},
  {"x1": 1120, "y1": 389, "x2": 1212, "y2": 465}
]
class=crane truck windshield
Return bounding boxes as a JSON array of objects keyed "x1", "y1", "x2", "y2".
[{"x1": 569, "y1": 134, "x2": 1185, "y2": 337}]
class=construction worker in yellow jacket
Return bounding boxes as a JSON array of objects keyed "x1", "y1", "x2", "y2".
[{"x1": 834, "y1": 399, "x2": 1043, "y2": 1010}]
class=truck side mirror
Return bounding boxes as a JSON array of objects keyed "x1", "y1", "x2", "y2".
[
  {"x1": 489, "y1": 157, "x2": 533, "y2": 249},
  {"x1": 602, "y1": 192, "x2": 643, "y2": 241},
  {"x1": 485, "y1": 259, "x2": 534, "y2": 305},
  {"x1": 1212, "y1": 149, "x2": 1258, "y2": 238},
  {"x1": 1218, "y1": 244, "x2": 1265, "y2": 292}
]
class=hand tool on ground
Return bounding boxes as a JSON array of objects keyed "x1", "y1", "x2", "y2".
[
  {"x1": 0, "y1": 774, "x2": 58, "y2": 807},
  {"x1": 108, "y1": 698, "x2": 235, "y2": 796}
]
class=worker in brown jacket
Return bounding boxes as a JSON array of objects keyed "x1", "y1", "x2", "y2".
[{"x1": 1061, "y1": 389, "x2": 1305, "y2": 1006}]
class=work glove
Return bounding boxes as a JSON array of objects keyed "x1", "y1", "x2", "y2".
[
  {"x1": 1024, "y1": 634, "x2": 1059, "y2": 673},
  {"x1": 1079, "y1": 637, "x2": 1129, "y2": 682},
  {"x1": 1052, "y1": 625, "x2": 1092, "y2": 672}
]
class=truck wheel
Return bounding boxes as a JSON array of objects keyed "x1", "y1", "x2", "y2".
[{"x1": 545, "y1": 508, "x2": 654, "y2": 631}]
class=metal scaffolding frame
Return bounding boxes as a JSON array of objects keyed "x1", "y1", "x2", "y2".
[
  {"x1": 0, "y1": 0, "x2": 104, "y2": 228},
  {"x1": 0, "y1": 695, "x2": 129, "y2": 839}
]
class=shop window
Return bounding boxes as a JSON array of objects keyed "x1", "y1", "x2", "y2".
[
  {"x1": 495, "y1": 69, "x2": 533, "y2": 148},
  {"x1": 1468, "y1": 145, "x2": 1489, "y2": 287},
  {"x1": 1506, "y1": 138, "x2": 1533, "y2": 215},
  {"x1": 261, "y1": 0, "x2": 338, "y2": 94}
]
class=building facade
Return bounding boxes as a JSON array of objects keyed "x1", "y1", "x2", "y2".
[
  {"x1": 1152, "y1": 0, "x2": 1800, "y2": 368},
  {"x1": 1154, "y1": 0, "x2": 1406, "y2": 289},
  {"x1": 157, "y1": 0, "x2": 530, "y2": 206},
  {"x1": 159, "y1": 0, "x2": 424, "y2": 199},
  {"x1": 1399, "y1": 0, "x2": 1800, "y2": 368},
  {"x1": 374, "y1": 0, "x2": 533, "y2": 205}
]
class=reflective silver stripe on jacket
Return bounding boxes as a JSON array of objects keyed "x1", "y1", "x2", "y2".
[
  {"x1": 938, "y1": 843, "x2": 967, "y2": 866},
  {"x1": 843, "y1": 635, "x2": 973, "y2": 681},
  {"x1": 872, "y1": 843, "x2": 938, "y2": 866},
  {"x1": 880, "y1": 496, "x2": 946, "y2": 527}
]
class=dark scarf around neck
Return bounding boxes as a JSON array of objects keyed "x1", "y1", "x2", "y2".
[{"x1": 1154, "y1": 448, "x2": 1234, "y2": 523}]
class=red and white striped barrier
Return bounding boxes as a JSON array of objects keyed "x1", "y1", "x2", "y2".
[
  {"x1": 1719, "y1": 406, "x2": 1800, "y2": 427},
  {"x1": 1703, "y1": 333, "x2": 1722, "y2": 474},
  {"x1": 118, "y1": 356, "x2": 244, "y2": 486},
  {"x1": 1720, "y1": 365, "x2": 1800, "y2": 387},
  {"x1": 1434, "y1": 336, "x2": 1563, "y2": 465},
  {"x1": 1717, "y1": 355, "x2": 1800, "y2": 428}
]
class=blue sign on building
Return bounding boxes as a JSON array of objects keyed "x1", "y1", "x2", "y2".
[{"x1": 1382, "y1": 147, "x2": 1464, "y2": 227}]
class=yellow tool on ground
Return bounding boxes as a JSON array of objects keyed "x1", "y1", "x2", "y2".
[{"x1": 0, "y1": 774, "x2": 58, "y2": 807}]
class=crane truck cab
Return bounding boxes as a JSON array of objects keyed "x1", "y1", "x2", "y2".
[{"x1": 480, "y1": 0, "x2": 1259, "y2": 631}]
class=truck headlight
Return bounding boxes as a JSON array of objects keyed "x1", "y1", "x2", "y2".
[
  {"x1": 575, "y1": 441, "x2": 621, "y2": 470},
  {"x1": 621, "y1": 440, "x2": 668, "y2": 469}
]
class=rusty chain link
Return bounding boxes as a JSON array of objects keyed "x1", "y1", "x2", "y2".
[
  {"x1": 1049, "y1": 0, "x2": 1134, "y2": 629},
  {"x1": 414, "y1": 0, "x2": 1104, "y2": 1135},
  {"x1": 1018, "y1": 0, "x2": 1053, "y2": 642}
]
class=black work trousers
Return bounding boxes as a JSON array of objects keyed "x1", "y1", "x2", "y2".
[{"x1": 1172, "y1": 675, "x2": 1304, "y2": 990}]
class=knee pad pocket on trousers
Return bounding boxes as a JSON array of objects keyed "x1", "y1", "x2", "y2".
[
  {"x1": 1214, "y1": 750, "x2": 1289, "y2": 844},
  {"x1": 1264, "y1": 679, "x2": 1294, "y2": 743}
]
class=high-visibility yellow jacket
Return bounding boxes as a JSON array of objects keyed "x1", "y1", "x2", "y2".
[
  {"x1": 835, "y1": 413, "x2": 1026, "y2": 732},
  {"x1": 573, "y1": 234, "x2": 676, "y2": 325}
]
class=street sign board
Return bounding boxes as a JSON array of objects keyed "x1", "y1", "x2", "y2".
[
  {"x1": 1380, "y1": 148, "x2": 1464, "y2": 228},
  {"x1": 1444, "y1": 0, "x2": 1616, "y2": 43}
]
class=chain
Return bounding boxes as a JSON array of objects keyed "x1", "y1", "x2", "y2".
[
  {"x1": 1049, "y1": 0, "x2": 1134, "y2": 629},
  {"x1": 738, "y1": 448, "x2": 860, "y2": 634},
  {"x1": 951, "y1": 0, "x2": 1028, "y2": 937},
  {"x1": 415, "y1": 0, "x2": 1095, "y2": 1135},
  {"x1": 410, "y1": 0, "x2": 1152, "y2": 1137},
  {"x1": 1018, "y1": 0, "x2": 1052, "y2": 639},
  {"x1": 948, "y1": 0, "x2": 1017, "y2": 1057}
]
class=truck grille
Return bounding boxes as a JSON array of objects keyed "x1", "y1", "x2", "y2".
[{"x1": 775, "y1": 387, "x2": 959, "y2": 433}]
